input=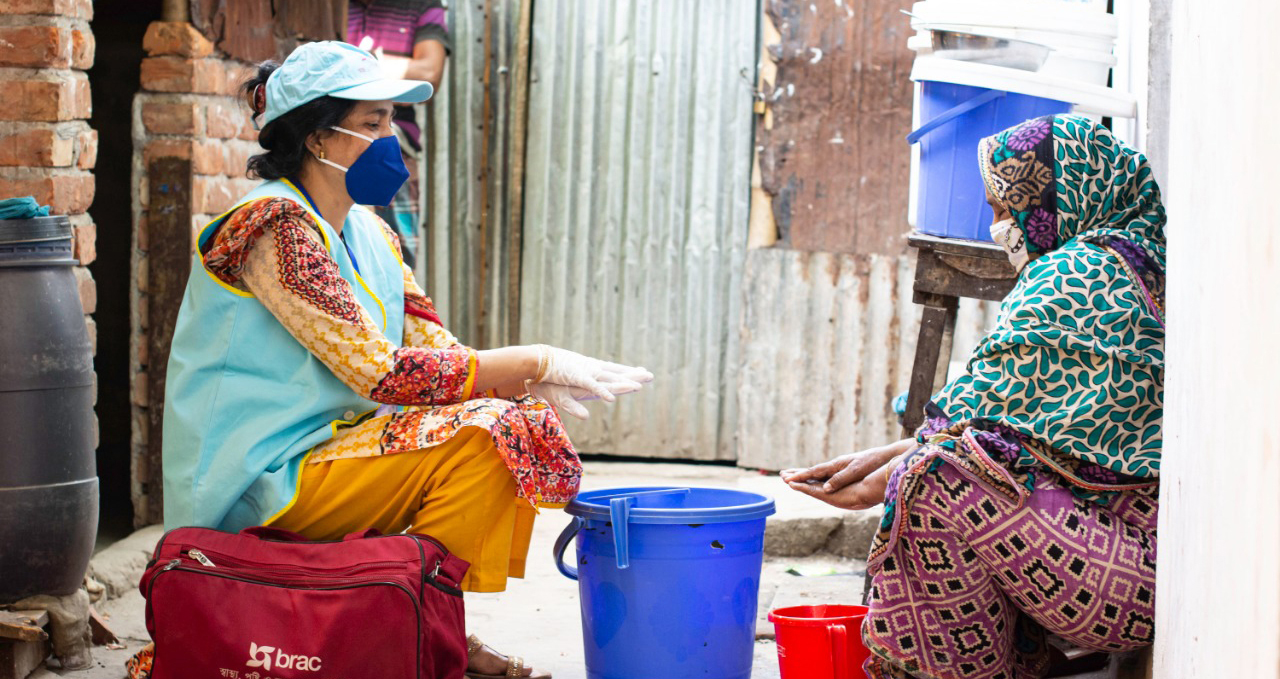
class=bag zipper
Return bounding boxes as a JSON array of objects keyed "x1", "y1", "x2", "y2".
[
  {"x1": 148, "y1": 564, "x2": 423, "y2": 678},
  {"x1": 155, "y1": 528, "x2": 451, "y2": 563},
  {"x1": 178, "y1": 548, "x2": 462, "y2": 597},
  {"x1": 181, "y1": 549, "x2": 406, "y2": 577},
  {"x1": 423, "y1": 560, "x2": 463, "y2": 597},
  {"x1": 160, "y1": 554, "x2": 465, "y2": 599},
  {"x1": 187, "y1": 549, "x2": 215, "y2": 567},
  {"x1": 403, "y1": 534, "x2": 465, "y2": 595},
  {"x1": 151, "y1": 532, "x2": 459, "y2": 594}
]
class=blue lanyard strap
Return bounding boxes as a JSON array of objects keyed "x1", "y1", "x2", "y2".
[
  {"x1": 342, "y1": 236, "x2": 361, "y2": 275},
  {"x1": 289, "y1": 177, "x2": 361, "y2": 275}
]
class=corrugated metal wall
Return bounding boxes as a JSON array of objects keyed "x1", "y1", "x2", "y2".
[
  {"x1": 736, "y1": 248, "x2": 997, "y2": 470},
  {"x1": 515, "y1": 0, "x2": 759, "y2": 459},
  {"x1": 422, "y1": 0, "x2": 521, "y2": 349},
  {"x1": 423, "y1": 0, "x2": 1000, "y2": 467}
]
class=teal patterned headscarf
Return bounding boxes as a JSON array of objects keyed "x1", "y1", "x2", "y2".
[
  {"x1": 934, "y1": 115, "x2": 1167, "y2": 481},
  {"x1": 979, "y1": 114, "x2": 1166, "y2": 271}
]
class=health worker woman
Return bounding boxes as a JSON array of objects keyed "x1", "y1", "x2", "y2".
[{"x1": 158, "y1": 41, "x2": 652, "y2": 679}]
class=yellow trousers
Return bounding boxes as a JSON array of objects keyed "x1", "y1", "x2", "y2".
[{"x1": 269, "y1": 427, "x2": 536, "y2": 593}]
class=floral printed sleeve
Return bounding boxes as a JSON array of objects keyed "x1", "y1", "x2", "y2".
[
  {"x1": 368, "y1": 219, "x2": 497, "y2": 396},
  {"x1": 209, "y1": 197, "x2": 477, "y2": 406}
]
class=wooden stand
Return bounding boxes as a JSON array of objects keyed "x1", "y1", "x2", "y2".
[
  {"x1": 0, "y1": 610, "x2": 49, "y2": 679},
  {"x1": 901, "y1": 232, "x2": 1018, "y2": 435}
]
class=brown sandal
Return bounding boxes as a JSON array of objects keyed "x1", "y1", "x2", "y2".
[{"x1": 464, "y1": 634, "x2": 551, "y2": 679}]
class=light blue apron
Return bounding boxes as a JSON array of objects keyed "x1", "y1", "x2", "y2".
[{"x1": 162, "y1": 179, "x2": 405, "y2": 530}]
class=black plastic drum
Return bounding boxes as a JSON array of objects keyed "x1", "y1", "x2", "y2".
[{"x1": 0, "y1": 215, "x2": 98, "y2": 602}]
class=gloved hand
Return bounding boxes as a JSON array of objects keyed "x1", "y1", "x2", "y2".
[
  {"x1": 526, "y1": 383, "x2": 596, "y2": 420},
  {"x1": 534, "y1": 345, "x2": 654, "y2": 402}
]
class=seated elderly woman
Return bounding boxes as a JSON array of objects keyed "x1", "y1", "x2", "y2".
[
  {"x1": 129, "y1": 42, "x2": 652, "y2": 679},
  {"x1": 784, "y1": 115, "x2": 1164, "y2": 679}
]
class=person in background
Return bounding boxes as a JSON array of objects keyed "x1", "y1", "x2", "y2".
[
  {"x1": 347, "y1": 0, "x2": 449, "y2": 269},
  {"x1": 784, "y1": 115, "x2": 1164, "y2": 679}
]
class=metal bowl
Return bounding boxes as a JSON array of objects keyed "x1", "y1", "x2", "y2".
[{"x1": 931, "y1": 30, "x2": 1052, "y2": 71}]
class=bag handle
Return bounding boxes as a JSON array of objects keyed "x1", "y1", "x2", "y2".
[
  {"x1": 240, "y1": 526, "x2": 310, "y2": 542},
  {"x1": 905, "y1": 88, "x2": 1007, "y2": 145},
  {"x1": 241, "y1": 527, "x2": 384, "y2": 542}
]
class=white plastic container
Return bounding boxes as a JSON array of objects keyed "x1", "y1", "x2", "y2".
[
  {"x1": 909, "y1": 0, "x2": 1119, "y2": 38},
  {"x1": 919, "y1": 0, "x2": 1108, "y2": 10},
  {"x1": 1044, "y1": 0, "x2": 1108, "y2": 11},
  {"x1": 908, "y1": 0, "x2": 1120, "y2": 86},
  {"x1": 907, "y1": 30, "x2": 1117, "y2": 85},
  {"x1": 904, "y1": 0, "x2": 1134, "y2": 230}
]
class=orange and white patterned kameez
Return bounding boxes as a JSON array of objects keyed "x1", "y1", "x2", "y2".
[{"x1": 203, "y1": 196, "x2": 581, "y2": 585}]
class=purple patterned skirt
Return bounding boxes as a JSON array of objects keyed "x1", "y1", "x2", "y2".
[{"x1": 862, "y1": 453, "x2": 1157, "y2": 679}]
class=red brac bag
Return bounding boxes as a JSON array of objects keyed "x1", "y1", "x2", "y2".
[{"x1": 139, "y1": 526, "x2": 469, "y2": 679}]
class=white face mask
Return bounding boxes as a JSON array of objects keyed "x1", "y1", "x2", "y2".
[{"x1": 990, "y1": 218, "x2": 1030, "y2": 272}]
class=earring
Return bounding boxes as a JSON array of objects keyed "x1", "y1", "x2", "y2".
[{"x1": 318, "y1": 149, "x2": 325, "y2": 160}]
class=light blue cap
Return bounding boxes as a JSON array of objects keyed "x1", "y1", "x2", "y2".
[{"x1": 262, "y1": 41, "x2": 434, "y2": 126}]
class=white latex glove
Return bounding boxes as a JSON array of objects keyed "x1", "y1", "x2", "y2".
[
  {"x1": 526, "y1": 383, "x2": 596, "y2": 420},
  {"x1": 536, "y1": 346, "x2": 654, "y2": 402}
]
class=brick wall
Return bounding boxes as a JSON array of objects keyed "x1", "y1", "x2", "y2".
[
  {"x1": 0, "y1": 0, "x2": 98, "y2": 384},
  {"x1": 130, "y1": 20, "x2": 260, "y2": 524}
]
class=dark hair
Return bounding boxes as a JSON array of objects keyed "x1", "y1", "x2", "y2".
[{"x1": 240, "y1": 60, "x2": 357, "y2": 180}]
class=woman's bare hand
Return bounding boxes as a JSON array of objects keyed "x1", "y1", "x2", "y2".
[
  {"x1": 779, "y1": 438, "x2": 914, "y2": 493},
  {"x1": 784, "y1": 456, "x2": 900, "y2": 511}
]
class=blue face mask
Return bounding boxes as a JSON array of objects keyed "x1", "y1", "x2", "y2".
[{"x1": 315, "y1": 125, "x2": 409, "y2": 207}]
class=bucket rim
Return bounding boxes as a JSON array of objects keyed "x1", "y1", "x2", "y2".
[
  {"x1": 566, "y1": 485, "x2": 776, "y2": 524},
  {"x1": 768, "y1": 604, "x2": 870, "y2": 626},
  {"x1": 0, "y1": 216, "x2": 72, "y2": 245}
]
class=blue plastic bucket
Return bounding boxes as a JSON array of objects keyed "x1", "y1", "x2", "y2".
[
  {"x1": 908, "y1": 80, "x2": 1071, "y2": 241},
  {"x1": 554, "y1": 487, "x2": 776, "y2": 679}
]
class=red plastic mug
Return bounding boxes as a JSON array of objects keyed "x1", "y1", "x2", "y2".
[{"x1": 769, "y1": 604, "x2": 871, "y2": 679}]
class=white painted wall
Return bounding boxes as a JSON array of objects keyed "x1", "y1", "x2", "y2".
[
  {"x1": 1154, "y1": 1, "x2": 1280, "y2": 677},
  {"x1": 1111, "y1": 0, "x2": 1149, "y2": 152},
  {"x1": 1141, "y1": 0, "x2": 1172, "y2": 191}
]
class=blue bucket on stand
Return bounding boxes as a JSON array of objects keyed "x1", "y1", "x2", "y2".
[
  {"x1": 554, "y1": 487, "x2": 776, "y2": 679},
  {"x1": 908, "y1": 80, "x2": 1071, "y2": 241}
]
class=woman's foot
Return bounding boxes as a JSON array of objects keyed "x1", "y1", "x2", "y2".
[
  {"x1": 466, "y1": 635, "x2": 550, "y2": 679},
  {"x1": 1045, "y1": 645, "x2": 1108, "y2": 678}
]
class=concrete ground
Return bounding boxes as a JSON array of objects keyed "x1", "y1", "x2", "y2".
[{"x1": 34, "y1": 461, "x2": 875, "y2": 679}]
